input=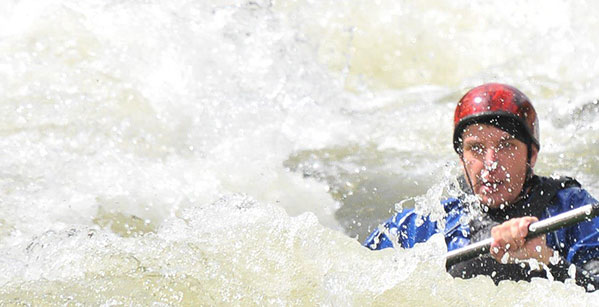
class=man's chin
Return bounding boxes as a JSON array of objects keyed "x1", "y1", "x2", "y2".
[{"x1": 478, "y1": 194, "x2": 506, "y2": 209}]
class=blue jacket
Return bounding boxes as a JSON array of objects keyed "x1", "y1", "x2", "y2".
[{"x1": 364, "y1": 186, "x2": 599, "y2": 268}]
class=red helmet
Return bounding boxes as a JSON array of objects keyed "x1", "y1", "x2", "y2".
[{"x1": 453, "y1": 83, "x2": 539, "y2": 154}]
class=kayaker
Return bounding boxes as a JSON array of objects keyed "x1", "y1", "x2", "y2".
[{"x1": 364, "y1": 83, "x2": 599, "y2": 291}]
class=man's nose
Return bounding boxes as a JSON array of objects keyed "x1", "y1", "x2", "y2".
[{"x1": 483, "y1": 147, "x2": 498, "y2": 170}]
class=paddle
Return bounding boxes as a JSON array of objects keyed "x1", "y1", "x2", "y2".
[{"x1": 445, "y1": 202, "x2": 599, "y2": 268}]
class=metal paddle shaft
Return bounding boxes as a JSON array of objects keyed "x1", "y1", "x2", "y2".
[{"x1": 445, "y1": 202, "x2": 599, "y2": 268}]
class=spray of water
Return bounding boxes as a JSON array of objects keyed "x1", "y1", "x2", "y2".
[{"x1": 1, "y1": 0, "x2": 599, "y2": 304}]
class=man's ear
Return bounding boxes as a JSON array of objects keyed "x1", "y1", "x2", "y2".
[{"x1": 529, "y1": 147, "x2": 539, "y2": 168}]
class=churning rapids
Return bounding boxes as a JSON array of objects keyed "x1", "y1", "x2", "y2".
[{"x1": 1, "y1": 0, "x2": 599, "y2": 305}]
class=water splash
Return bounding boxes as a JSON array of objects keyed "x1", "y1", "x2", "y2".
[{"x1": 1, "y1": 0, "x2": 599, "y2": 304}]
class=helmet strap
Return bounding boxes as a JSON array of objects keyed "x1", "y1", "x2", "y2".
[
  {"x1": 460, "y1": 154, "x2": 476, "y2": 195},
  {"x1": 513, "y1": 142, "x2": 536, "y2": 204},
  {"x1": 525, "y1": 143, "x2": 534, "y2": 180}
]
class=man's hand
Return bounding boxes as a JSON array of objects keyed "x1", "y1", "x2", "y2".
[{"x1": 490, "y1": 216, "x2": 554, "y2": 265}]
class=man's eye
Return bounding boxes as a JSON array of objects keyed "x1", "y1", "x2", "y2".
[
  {"x1": 469, "y1": 145, "x2": 483, "y2": 153},
  {"x1": 500, "y1": 142, "x2": 513, "y2": 149}
]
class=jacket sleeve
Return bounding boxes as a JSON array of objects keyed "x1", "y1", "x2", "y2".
[
  {"x1": 363, "y1": 209, "x2": 440, "y2": 251},
  {"x1": 548, "y1": 187, "x2": 599, "y2": 291},
  {"x1": 550, "y1": 187, "x2": 599, "y2": 264}
]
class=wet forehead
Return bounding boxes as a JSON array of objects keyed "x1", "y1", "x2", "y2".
[{"x1": 462, "y1": 124, "x2": 515, "y2": 142}]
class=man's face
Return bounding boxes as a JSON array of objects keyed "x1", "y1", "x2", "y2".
[{"x1": 460, "y1": 124, "x2": 537, "y2": 208}]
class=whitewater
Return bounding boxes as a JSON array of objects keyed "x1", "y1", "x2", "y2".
[{"x1": 0, "y1": 0, "x2": 599, "y2": 305}]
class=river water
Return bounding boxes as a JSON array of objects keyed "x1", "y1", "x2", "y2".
[{"x1": 1, "y1": 0, "x2": 599, "y2": 305}]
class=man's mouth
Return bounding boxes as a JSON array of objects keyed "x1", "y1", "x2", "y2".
[{"x1": 479, "y1": 181, "x2": 504, "y2": 194}]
